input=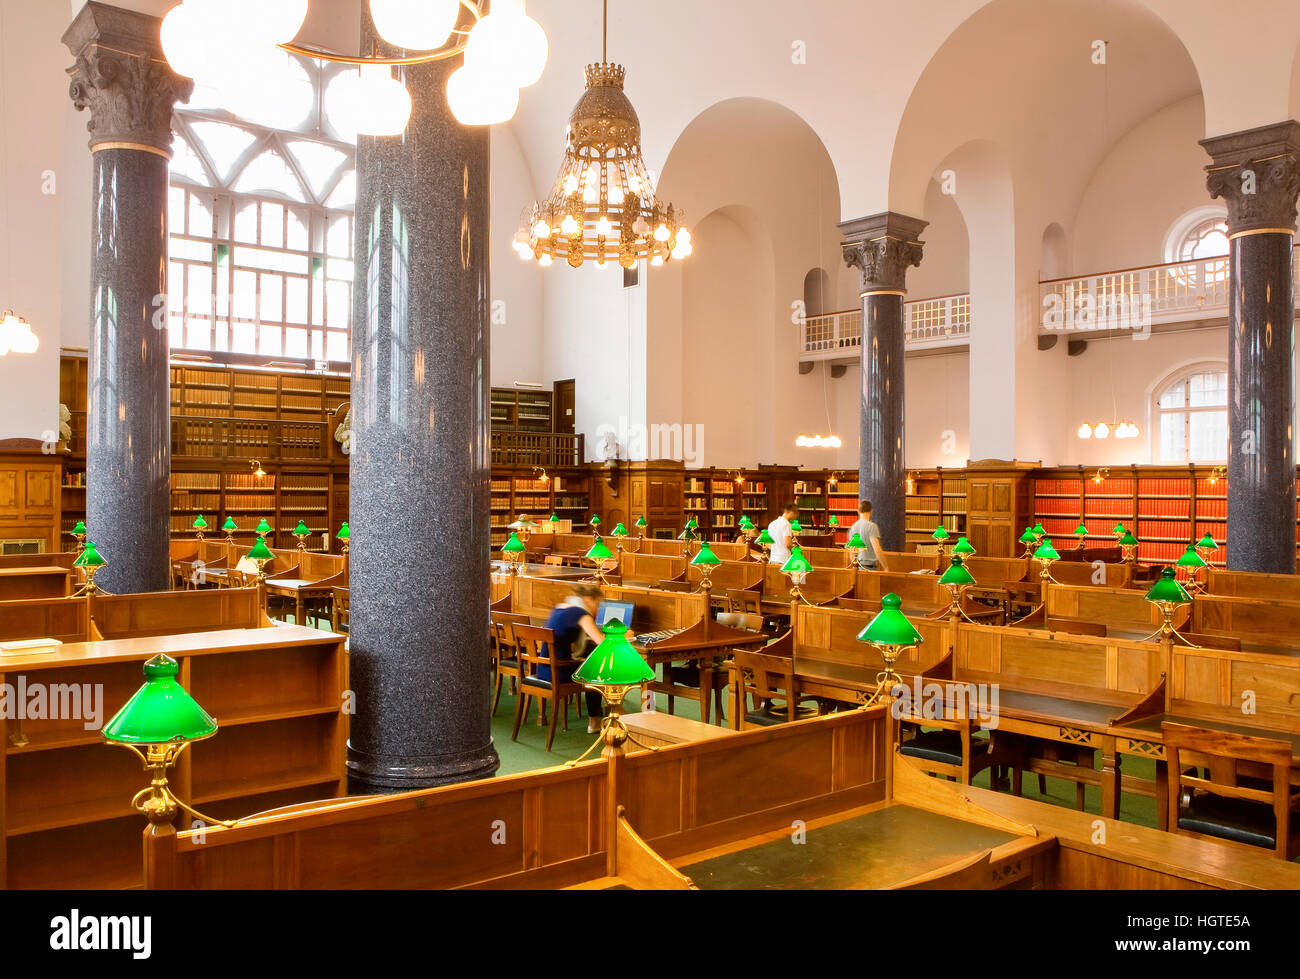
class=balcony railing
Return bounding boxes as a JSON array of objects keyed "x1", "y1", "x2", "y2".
[
  {"x1": 171, "y1": 416, "x2": 329, "y2": 460},
  {"x1": 801, "y1": 293, "x2": 972, "y2": 361},
  {"x1": 1039, "y1": 247, "x2": 1300, "y2": 331},
  {"x1": 490, "y1": 431, "x2": 585, "y2": 467}
]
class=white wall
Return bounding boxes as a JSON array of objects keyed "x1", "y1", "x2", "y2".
[{"x1": 489, "y1": 124, "x2": 544, "y2": 387}]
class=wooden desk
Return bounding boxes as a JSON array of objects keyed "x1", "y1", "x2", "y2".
[
  {"x1": 633, "y1": 615, "x2": 767, "y2": 725},
  {"x1": 0, "y1": 565, "x2": 72, "y2": 600},
  {"x1": 264, "y1": 575, "x2": 345, "y2": 626}
]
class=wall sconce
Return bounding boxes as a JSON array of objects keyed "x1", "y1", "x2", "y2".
[
  {"x1": 533, "y1": 466, "x2": 550, "y2": 485},
  {"x1": 1091, "y1": 467, "x2": 1109, "y2": 485},
  {"x1": 250, "y1": 460, "x2": 266, "y2": 479},
  {"x1": 1208, "y1": 466, "x2": 1226, "y2": 486}
]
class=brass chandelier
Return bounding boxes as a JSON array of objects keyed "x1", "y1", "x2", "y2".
[{"x1": 514, "y1": 1, "x2": 691, "y2": 269}]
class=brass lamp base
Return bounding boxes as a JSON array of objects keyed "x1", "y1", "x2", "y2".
[
  {"x1": 566, "y1": 684, "x2": 661, "y2": 766},
  {"x1": 859, "y1": 644, "x2": 909, "y2": 708}
]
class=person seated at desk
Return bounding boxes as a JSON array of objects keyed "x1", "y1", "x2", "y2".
[
  {"x1": 733, "y1": 525, "x2": 764, "y2": 561},
  {"x1": 543, "y1": 583, "x2": 638, "y2": 734},
  {"x1": 766, "y1": 501, "x2": 799, "y2": 565},
  {"x1": 848, "y1": 499, "x2": 889, "y2": 571}
]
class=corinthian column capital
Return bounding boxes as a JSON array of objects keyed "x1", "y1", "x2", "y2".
[
  {"x1": 63, "y1": 2, "x2": 193, "y2": 157},
  {"x1": 1201, "y1": 121, "x2": 1300, "y2": 234},
  {"x1": 839, "y1": 211, "x2": 928, "y2": 294}
]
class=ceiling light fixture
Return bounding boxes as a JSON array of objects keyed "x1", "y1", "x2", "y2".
[
  {"x1": 159, "y1": 0, "x2": 546, "y2": 135},
  {"x1": 1077, "y1": 420, "x2": 1139, "y2": 440},
  {"x1": 0, "y1": 312, "x2": 38, "y2": 356},
  {"x1": 517, "y1": 0, "x2": 689, "y2": 270},
  {"x1": 796, "y1": 434, "x2": 843, "y2": 449}
]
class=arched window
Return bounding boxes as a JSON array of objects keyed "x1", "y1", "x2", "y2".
[
  {"x1": 168, "y1": 54, "x2": 357, "y2": 368},
  {"x1": 1162, "y1": 206, "x2": 1229, "y2": 264},
  {"x1": 1153, "y1": 364, "x2": 1228, "y2": 463}
]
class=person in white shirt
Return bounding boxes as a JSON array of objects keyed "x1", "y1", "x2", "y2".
[
  {"x1": 847, "y1": 500, "x2": 889, "y2": 571},
  {"x1": 767, "y1": 502, "x2": 800, "y2": 565}
]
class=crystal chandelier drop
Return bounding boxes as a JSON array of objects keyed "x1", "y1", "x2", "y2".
[{"x1": 516, "y1": 1, "x2": 690, "y2": 270}]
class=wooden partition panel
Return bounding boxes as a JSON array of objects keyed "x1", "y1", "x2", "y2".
[
  {"x1": 685, "y1": 560, "x2": 764, "y2": 591},
  {"x1": 1206, "y1": 568, "x2": 1300, "y2": 602},
  {"x1": 762, "y1": 563, "x2": 856, "y2": 599},
  {"x1": 1169, "y1": 645, "x2": 1300, "y2": 733},
  {"x1": 509, "y1": 576, "x2": 706, "y2": 632},
  {"x1": 619, "y1": 707, "x2": 890, "y2": 857},
  {"x1": 706, "y1": 542, "x2": 747, "y2": 562},
  {"x1": 91, "y1": 588, "x2": 263, "y2": 639},
  {"x1": 798, "y1": 546, "x2": 849, "y2": 568},
  {"x1": 1044, "y1": 583, "x2": 1169, "y2": 633},
  {"x1": 619, "y1": 552, "x2": 685, "y2": 583},
  {"x1": 0, "y1": 551, "x2": 78, "y2": 570},
  {"x1": 855, "y1": 571, "x2": 945, "y2": 608},
  {"x1": 1192, "y1": 595, "x2": 1300, "y2": 650},
  {"x1": 160, "y1": 761, "x2": 607, "y2": 889},
  {"x1": 794, "y1": 603, "x2": 952, "y2": 673},
  {"x1": 953, "y1": 623, "x2": 1164, "y2": 704},
  {"x1": 1049, "y1": 562, "x2": 1131, "y2": 588},
  {"x1": 0, "y1": 597, "x2": 88, "y2": 643}
]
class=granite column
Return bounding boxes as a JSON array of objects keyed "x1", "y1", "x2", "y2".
[
  {"x1": 347, "y1": 24, "x2": 499, "y2": 789},
  {"x1": 64, "y1": 3, "x2": 193, "y2": 594},
  {"x1": 840, "y1": 213, "x2": 927, "y2": 553},
  {"x1": 1202, "y1": 122, "x2": 1300, "y2": 573}
]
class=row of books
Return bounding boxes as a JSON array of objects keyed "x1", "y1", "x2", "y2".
[
  {"x1": 1136, "y1": 520, "x2": 1196, "y2": 541},
  {"x1": 225, "y1": 473, "x2": 277, "y2": 490},
  {"x1": 171, "y1": 473, "x2": 221, "y2": 490},
  {"x1": 513, "y1": 479, "x2": 550, "y2": 492},
  {"x1": 1081, "y1": 498, "x2": 1133, "y2": 516},
  {"x1": 1034, "y1": 478, "x2": 1083, "y2": 496},
  {"x1": 1136, "y1": 499, "x2": 1191, "y2": 518},
  {"x1": 279, "y1": 474, "x2": 328, "y2": 491},
  {"x1": 1137, "y1": 477, "x2": 1194, "y2": 496},
  {"x1": 171, "y1": 493, "x2": 221, "y2": 510}
]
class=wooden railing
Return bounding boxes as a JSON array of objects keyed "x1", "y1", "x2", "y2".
[
  {"x1": 490, "y1": 431, "x2": 584, "y2": 467},
  {"x1": 170, "y1": 415, "x2": 329, "y2": 460},
  {"x1": 801, "y1": 293, "x2": 972, "y2": 361}
]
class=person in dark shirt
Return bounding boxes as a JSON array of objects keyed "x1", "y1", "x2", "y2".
[{"x1": 541, "y1": 582, "x2": 638, "y2": 734}]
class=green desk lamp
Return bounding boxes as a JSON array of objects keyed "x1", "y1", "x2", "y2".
[
  {"x1": 1142, "y1": 567, "x2": 1193, "y2": 643},
  {"x1": 586, "y1": 537, "x2": 615, "y2": 585},
  {"x1": 856, "y1": 593, "x2": 923, "y2": 705},
  {"x1": 292, "y1": 519, "x2": 312, "y2": 551},
  {"x1": 690, "y1": 540, "x2": 722, "y2": 600},
  {"x1": 501, "y1": 531, "x2": 527, "y2": 576},
  {"x1": 938, "y1": 555, "x2": 977, "y2": 623},
  {"x1": 780, "y1": 546, "x2": 815, "y2": 605},
  {"x1": 192, "y1": 513, "x2": 209, "y2": 543},
  {"x1": 222, "y1": 516, "x2": 238, "y2": 545},
  {"x1": 71, "y1": 540, "x2": 108, "y2": 597}
]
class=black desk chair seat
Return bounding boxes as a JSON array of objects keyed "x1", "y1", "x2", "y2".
[
  {"x1": 743, "y1": 700, "x2": 819, "y2": 728},
  {"x1": 900, "y1": 729, "x2": 966, "y2": 767},
  {"x1": 1179, "y1": 793, "x2": 1299, "y2": 851}
]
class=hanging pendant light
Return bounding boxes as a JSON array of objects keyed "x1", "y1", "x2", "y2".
[
  {"x1": 519, "y1": 0, "x2": 688, "y2": 270},
  {"x1": 0, "y1": 312, "x2": 38, "y2": 356},
  {"x1": 160, "y1": 0, "x2": 545, "y2": 134}
]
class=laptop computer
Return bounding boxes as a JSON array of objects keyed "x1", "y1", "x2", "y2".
[{"x1": 596, "y1": 600, "x2": 635, "y2": 629}]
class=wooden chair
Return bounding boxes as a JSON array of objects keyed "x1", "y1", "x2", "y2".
[
  {"x1": 1022, "y1": 741, "x2": 1099, "y2": 810},
  {"x1": 544, "y1": 555, "x2": 564, "y2": 566},
  {"x1": 891, "y1": 848, "x2": 993, "y2": 890},
  {"x1": 330, "y1": 587, "x2": 350, "y2": 634},
  {"x1": 896, "y1": 689, "x2": 1024, "y2": 790},
  {"x1": 511, "y1": 623, "x2": 585, "y2": 751},
  {"x1": 725, "y1": 588, "x2": 762, "y2": 616},
  {"x1": 731, "y1": 646, "x2": 819, "y2": 727},
  {"x1": 490, "y1": 611, "x2": 529, "y2": 716},
  {"x1": 1162, "y1": 722, "x2": 1299, "y2": 860}
]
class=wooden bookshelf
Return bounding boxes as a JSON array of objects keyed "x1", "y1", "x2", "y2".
[{"x1": 0, "y1": 627, "x2": 347, "y2": 889}]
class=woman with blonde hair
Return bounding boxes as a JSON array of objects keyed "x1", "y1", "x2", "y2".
[{"x1": 541, "y1": 582, "x2": 636, "y2": 734}]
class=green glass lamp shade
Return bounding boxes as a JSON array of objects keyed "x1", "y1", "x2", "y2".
[
  {"x1": 192, "y1": 514, "x2": 209, "y2": 530},
  {"x1": 336, "y1": 521, "x2": 351, "y2": 541},
  {"x1": 952, "y1": 537, "x2": 976, "y2": 556},
  {"x1": 1145, "y1": 567, "x2": 1191, "y2": 604},
  {"x1": 502, "y1": 532, "x2": 526, "y2": 554},
  {"x1": 857, "y1": 593, "x2": 923, "y2": 646},
  {"x1": 1033, "y1": 538, "x2": 1060, "y2": 562},
  {"x1": 738, "y1": 515, "x2": 754, "y2": 530},
  {"x1": 780, "y1": 547, "x2": 814, "y2": 575},
  {"x1": 222, "y1": 517, "x2": 238, "y2": 532},
  {"x1": 789, "y1": 519, "x2": 803, "y2": 533},
  {"x1": 755, "y1": 529, "x2": 775, "y2": 545},
  {"x1": 74, "y1": 541, "x2": 106, "y2": 568},
  {"x1": 691, "y1": 542, "x2": 721, "y2": 566},
  {"x1": 293, "y1": 520, "x2": 310, "y2": 536},
  {"x1": 938, "y1": 556, "x2": 976, "y2": 587},
  {"x1": 1074, "y1": 523, "x2": 1089, "y2": 537},
  {"x1": 71, "y1": 520, "x2": 87, "y2": 536},
  {"x1": 828, "y1": 515, "x2": 839, "y2": 527},
  {"x1": 685, "y1": 517, "x2": 699, "y2": 531},
  {"x1": 589, "y1": 514, "x2": 601, "y2": 528},
  {"x1": 611, "y1": 523, "x2": 628, "y2": 537},
  {"x1": 1176, "y1": 545, "x2": 1207, "y2": 569},
  {"x1": 1032, "y1": 522, "x2": 1046, "y2": 537},
  {"x1": 931, "y1": 526, "x2": 950, "y2": 542},
  {"x1": 573, "y1": 620, "x2": 654, "y2": 687},
  {"x1": 247, "y1": 536, "x2": 274, "y2": 562},
  {"x1": 103, "y1": 654, "x2": 218, "y2": 745},
  {"x1": 586, "y1": 539, "x2": 614, "y2": 561},
  {"x1": 255, "y1": 518, "x2": 273, "y2": 535},
  {"x1": 1018, "y1": 527, "x2": 1037, "y2": 544},
  {"x1": 634, "y1": 516, "x2": 647, "y2": 528},
  {"x1": 1112, "y1": 523, "x2": 1127, "y2": 536},
  {"x1": 1196, "y1": 533, "x2": 1218, "y2": 550},
  {"x1": 846, "y1": 532, "x2": 867, "y2": 549},
  {"x1": 1119, "y1": 532, "x2": 1139, "y2": 548},
  {"x1": 549, "y1": 513, "x2": 560, "y2": 524}
]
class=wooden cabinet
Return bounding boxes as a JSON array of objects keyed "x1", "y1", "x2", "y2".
[
  {"x1": 628, "y1": 461, "x2": 686, "y2": 538},
  {"x1": 0, "y1": 453, "x2": 62, "y2": 553},
  {"x1": 964, "y1": 460, "x2": 1037, "y2": 557}
]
